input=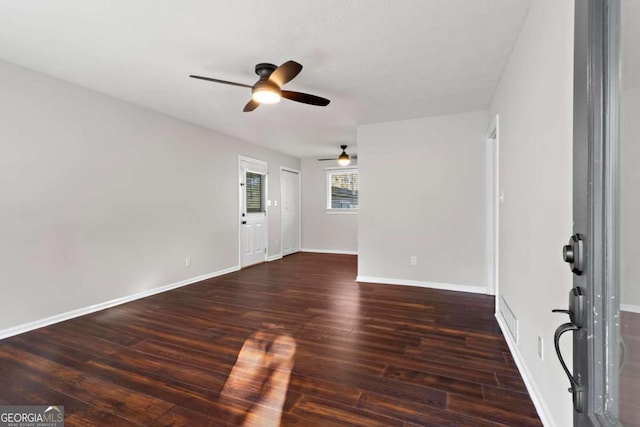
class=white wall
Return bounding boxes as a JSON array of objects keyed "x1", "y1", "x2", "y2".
[
  {"x1": 300, "y1": 157, "x2": 358, "y2": 253},
  {"x1": 621, "y1": 86, "x2": 640, "y2": 310},
  {"x1": 357, "y1": 111, "x2": 487, "y2": 292},
  {"x1": 488, "y1": 1, "x2": 574, "y2": 425},
  {"x1": 0, "y1": 59, "x2": 299, "y2": 334}
]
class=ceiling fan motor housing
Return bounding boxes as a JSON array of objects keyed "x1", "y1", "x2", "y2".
[
  {"x1": 252, "y1": 63, "x2": 281, "y2": 104},
  {"x1": 255, "y1": 63, "x2": 277, "y2": 79}
]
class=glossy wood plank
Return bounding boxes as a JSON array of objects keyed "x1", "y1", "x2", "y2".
[
  {"x1": 0, "y1": 253, "x2": 541, "y2": 426},
  {"x1": 448, "y1": 393, "x2": 542, "y2": 427},
  {"x1": 359, "y1": 392, "x2": 495, "y2": 427}
]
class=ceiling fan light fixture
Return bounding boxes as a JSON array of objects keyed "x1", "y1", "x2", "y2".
[
  {"x1": 338, "y1": 145, "x2": 351, "y2": 166},
  {"x1": 252, "y1": 81, "x2": 281, "y2": 104}
]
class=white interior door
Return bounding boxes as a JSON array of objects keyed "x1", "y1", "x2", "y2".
[
  {"x1": 281, "y1": 169, "x2": 300, "y2": 256},
  {"x1": 240, "y1": 157, "x2": 267, "y2": 268}
]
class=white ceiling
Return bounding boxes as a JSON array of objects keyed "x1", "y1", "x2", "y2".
[{"x1": 0, "y1": 0, "x2": 530, "y2": 158}]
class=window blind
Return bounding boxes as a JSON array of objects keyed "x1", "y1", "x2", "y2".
[{"x1": 246, "y1": 172, "x2": 264, "y2": 213}]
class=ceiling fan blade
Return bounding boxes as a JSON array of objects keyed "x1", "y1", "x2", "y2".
[
  {"x1": 189, "y1": 75, "x2": 252, "y2": 88},
  {"x1": 268, "y1": 61, "x2": 303, "y2": 87},
  {"x1": 281, "y1": 90, "x2": 330, "y2": 106},
  {"x1": 243, "y1": 99, "x2": 260, "y2": 112}
]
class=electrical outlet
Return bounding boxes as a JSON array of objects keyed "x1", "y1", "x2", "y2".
[
  {"x1": 185, "y1": 256, "x2": 191, "y2": 267},
  {"x1": 410, "y1": 256, "x2": 417, "y2": 266},
  {"x1": 538, "y1": 335, "x2": 544, "y2": 360}
]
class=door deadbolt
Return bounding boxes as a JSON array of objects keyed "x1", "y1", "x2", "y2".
[{"x1": 562, "y1": 234, "x2": 584, "y2": 275}]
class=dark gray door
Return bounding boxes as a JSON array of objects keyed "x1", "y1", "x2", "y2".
[
  {"x1": 555, "y1": 1, "x2": 640, "y2": 425},
  {"x1": 558, "y1": 0, "x2": 640, "y2": 425},
  {"x1": 555, "y1": 1, "x2": 620, "y2": 425}
]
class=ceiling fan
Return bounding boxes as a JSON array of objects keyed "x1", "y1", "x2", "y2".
[
  {"x1": 318, "y1": 145, "x2": 356, "y2": 166},
  {"x1": 189, "y1": 60, "x2": 330, "y2": 112}
]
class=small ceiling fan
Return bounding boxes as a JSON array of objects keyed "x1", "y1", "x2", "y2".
[
  {"x1": 190, "y1": 60, "x2": 330, "y2": 112},
  {"x1": 318, "y1": 145, "x2": 356, "y2": 166}
]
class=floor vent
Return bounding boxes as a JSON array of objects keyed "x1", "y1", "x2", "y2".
[{"x1": 499, "y1": 295, "x2": 519, "y2": 344}]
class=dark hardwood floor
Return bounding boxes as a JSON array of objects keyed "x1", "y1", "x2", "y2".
[
  {"x1": 620, "y1": 310, "x2": 640, "y2": 427},
  {"x1": 0, "y1": 253, "x2": 541, "y2": 426}
]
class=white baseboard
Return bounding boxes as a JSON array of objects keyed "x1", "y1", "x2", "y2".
[
  {"x1": 0, "y1": 265, "x2": 240, "y2": 340},
  {"x1": 621, "y1": 303, "x2": 640, "y2": 314},
  {"x1": 496, "y1": 312, "x2": 554, "y2": 427},
  {"x1": 356, "y1": 276, "x2": 486, "y2": 294},
  {"x1": 266, "y1": 254, "x2": 283, "y2": 262},
  {"x1": 301, "y1": 248, "x2": 358, "y2": 255}
]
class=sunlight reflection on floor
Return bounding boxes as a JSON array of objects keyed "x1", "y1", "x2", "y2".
[{"x1": 219, "y1": 324, "x2": 297, "y2": 427}]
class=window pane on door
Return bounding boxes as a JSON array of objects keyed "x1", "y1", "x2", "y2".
[{"x1": 246, "y1": 172, "x2": 264, "y2": 213}]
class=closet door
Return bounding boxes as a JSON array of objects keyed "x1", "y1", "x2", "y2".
[{"x1": 281, "y1": 169, "x2": 300, "y2": 256}]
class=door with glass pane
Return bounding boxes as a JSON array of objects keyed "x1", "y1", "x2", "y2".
[{"x1": 239, "y1": 157, "x2": 267, "y2": 268}]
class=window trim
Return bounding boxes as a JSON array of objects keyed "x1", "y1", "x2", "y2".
[{"x1": 325, "y1": 166, "x2": 359, "y2": 214}]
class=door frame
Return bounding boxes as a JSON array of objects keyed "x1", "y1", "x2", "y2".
[
  {"x1": 485, "y1": 114, "x2": 500, "y2": 297},
  {"x1": 280, "y1": 167, "x2": 302, "y2": 257},
  {"x1": 238, "y1": 155, "x2": 269, "y2": 268},
  {"x1": 571, "y1": 0, "x2": 620, "y2": 424}
]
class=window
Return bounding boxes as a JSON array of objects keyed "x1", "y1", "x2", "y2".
[
  {"x1": 245, "y1": 172, "x2": 265, "y2": 213},
  {"x1": 326, "y1": 168, "x2": 358, "y2": 212}
]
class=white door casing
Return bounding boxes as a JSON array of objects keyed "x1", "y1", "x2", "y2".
[
  {"x1": 281, "y1": 168, "x2": 301, "y2": 256},
  {"x1": 239, "y1": 157, "x2": 268, "y2": 268},
  {"x1": 485, "y1": 115, "x2": 500, "y2": 298}
]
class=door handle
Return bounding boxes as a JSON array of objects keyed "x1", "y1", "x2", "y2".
[
  {"x1": 553, "y1": 321, "x2": 584, "y2": 413},
  {"x1": 241, "y1": 221, "x2": 247, "y2": 225},
  {"x1": 551, "y1": 287, "x2": 586, "y2": 413}
]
